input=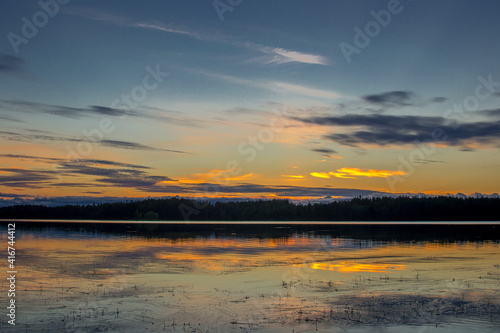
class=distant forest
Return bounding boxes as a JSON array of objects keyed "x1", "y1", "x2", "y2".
[{"x1": 0, "y1": 196, "x2": 499, "y2": 221}]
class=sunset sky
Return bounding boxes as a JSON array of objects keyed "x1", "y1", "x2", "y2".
[{"x1": 1, "y1": 0, "x2": 500, "y2": 205}]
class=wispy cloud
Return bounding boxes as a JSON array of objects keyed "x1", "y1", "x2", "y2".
[
  {"x1": 0, "y1": 129, "x2": 188, "y2": 154},
  {"x1": 0, "y1": 114, "x2": 23, "y2": 123},
  {"x1": 243, "y1": 43, "x2": 330, "y2": 66},
  {"x1": 0, "y1": 100, "x2": 206, "y2": 127},
  {"x1": 272, "y1": 82, "x2": 339, "y2": 99},
  {"x1": 363, "y1": 91, "x2": 415, "y2": 107},
  {"x1": 0, "y1": 153, "x2": 176, "y2": 192},
  {"x1": 281, "y1": 175, "x2": 305, "y2": 179},
  {"x1": 0, "y1": 54, "x2": 26, "y2": 75},
  {"x1": 0, "y1": 154, "x2": 151, "y2": 169},
  {"x1": 185, "y1": 68, "x2": 340, "y2": 99},
  {"x1": 66, "y1": 7, "x2": 330, "y2": 66}
]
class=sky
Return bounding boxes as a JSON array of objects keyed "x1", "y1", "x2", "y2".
[{"x1": 1, "y1": 0, "x2": 500, "y2": 205}]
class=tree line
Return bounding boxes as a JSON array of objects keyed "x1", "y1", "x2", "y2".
[{"x1": 0, "y1": 196, "x2": 499, "y2": 221}]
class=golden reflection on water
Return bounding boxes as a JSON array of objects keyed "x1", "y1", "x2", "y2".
[
  {"x1": 13, "y1": 233, "x2": 500, "y2": 277},
  {"x1": 2, "y1": 229, "x2": 499, "y2": 332},
  {"x1": 309, "y1": 262, "x2": 406, "y2": 273}
]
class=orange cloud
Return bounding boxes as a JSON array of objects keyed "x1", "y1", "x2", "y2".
[
  {"x1": 282, "y1": 174, "x2": 305, "y2": 179},
  {"x1": 172, "y1": 169, "x2": 255, "y2": 185},
  {"x1": 311, "y1": 168, "x2": 406, "y2": 180},
  {"x1": 310, "y1": 172, "x2": 331, "y2": 179}
]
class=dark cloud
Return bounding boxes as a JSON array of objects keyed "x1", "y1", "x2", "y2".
[
  {"x1": 0, "y1": 54, "x2": 25, "y2": 74},
  {"x1": 296, "y1": 114, "x2": 443, "y2": 128},
  {"x1": 477, "y1": 108, "x2": 500, "y2": 118},
  {"x1": 57, "y1": 162, "x2": 174, "y2": 190},
  {"x1": 222, "y1": 107, "x2": 268, "y2": 116},
  {"x1": 0, "y1": 195, "x2": 140, "y2": 207},
  {"x1": 431, "y1": 97, "x2": 448, "y2": 103},
  {"x1": 46, "y1": 105, "x2": 129, "y2": 118},
  {"x1": 0, "y1": 154, "x2": 151, "y2": 169},
  {"x1": 101, "y1": 139, "x2": 188, "y2": 153},
  {"x1": 0, "y1": 160, "x2": 384, "y2": 197},
  {"x1": 0, "y1": 168, "x2": 55, "y2": 189},
  {"x1": 363, "y1": 91, "x2": 414, "y2": 107},
  {"x1": 0, "y1": 100, "x2": 205, "y2": 127},
  {"x1": 0, "y1": 192, "x2": 31, "y2": 198},
  {"x1": 175, "y1": 183, "x2": 383, "y2": 198},
  {"x1": 51, "y1": 182, "x2": 98, "y2": 187},
  {"x1": 0, "y1": 129, "x2": 188, "y2": 153},
  {"x1": 0, "y1": 152, "x2": 177, "y2": 192},
  {"x1": 0, "y1": 114, "x2": 24, "y2": 123},
  {"x1": 0, "y1": 161, "x2": 174, "y2": 192},
  {"x1": 294, "y1": 114, "x2": 500, "y2": 147},
  {"x1": 311, "y1": 148, "x2": 337, "y2": 155}
]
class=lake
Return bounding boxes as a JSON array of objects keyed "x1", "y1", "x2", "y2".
[{"x1": 1, "y1": 221, "x2": 499, "y2": 332}]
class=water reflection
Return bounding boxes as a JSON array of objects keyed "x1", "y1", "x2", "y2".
[
  {"x1": 309, "y1": 262, "x2": 406, "y2": 273},
  {"x1": 1, "y1": 222, "x2": 499, "y2": 332}
]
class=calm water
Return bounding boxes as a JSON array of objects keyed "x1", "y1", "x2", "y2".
[{"x1": 1, "y1": 222, "x2": 499, "y2": 332}]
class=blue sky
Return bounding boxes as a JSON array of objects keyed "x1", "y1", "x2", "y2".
[{"x1": 1, "y1": 0, "x2": 500, "y2": 205}]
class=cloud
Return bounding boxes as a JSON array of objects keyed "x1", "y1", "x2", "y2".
[
  {"x1": 0, "y1": 195, "x2": 142, "y2": 207},
  {"x1": 0, "y1": 114, "x2": 24, "y2": 123},
  {"x1": 0, "y1": 100, "x2": 205, "y2": 127},
  {"x1": 100, "y1": 139, "x2": 187, "y2": 153},
  {"x1": 185, "y1": 68, "x2": 340, "y2": 99},
  {"x1": 294, "y1": 114, "x2": 500, "y2": 148},
  {"x1": 47, "y1": 105, "x2": 128, "y2": 118},
  {"x1": 311, "y1": 168, "x2": 406, "y2": 179},
  {"x1": 0, "y1": 168, "x2": 55, "y2": 189},
  {"x1": 0, "y1": 54, "x2": 25, "y2": 75},
  {"x1": 272, "y1": 82, "x2": 340, "y2": 99},
  {"x1": 245, "y1": 44, "x2": 330, "y2": 66},
  {"x1": 432, "y1": 97, "x2": 448, "y2": 103},
  {"x1": 58, "y1": 162, "x2": 173, "y2": 189},
  {"x1": 363, "y1": 91, "x2": 414, "y2": 107},
  {"x1": 361, "y1": 91, "x2": 448, "y2": 110},
  {"x1": 0, "y1": 160, "x2": 175, "y2": 193},
  {"x1": 477, "y1": 108, "x2": 500, "y2": 118},
  {"x1": 281, "y1": 175, "x2": 305, "y2": 179},
  {"x1": 0, "y1": 129, "x2": 188, "y2": 154},
  {"x1": 67, "y1": 7, "x2": 329, "y2": 66},
  {"x1": 173, "y1": 169, "x2": 255, "y2": 185},
  {"x1": 310, "y1": 172, "x2": 331, "y2": 179},
  {"x1": 1, "y1": 100, "x2": 129, "y2": 119},
  {"x1": 0, "y1": 154, "x2": 151, "y2": 169},
  {"x1": 311, "y1": 148, "x2": 337, "y2": 155},
  {"x1": 332, "y1": 168, "x2": 406, "y2": 179},
  {"x1": 66, "y1": 8, "x2": 204, "y2": 40}
]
